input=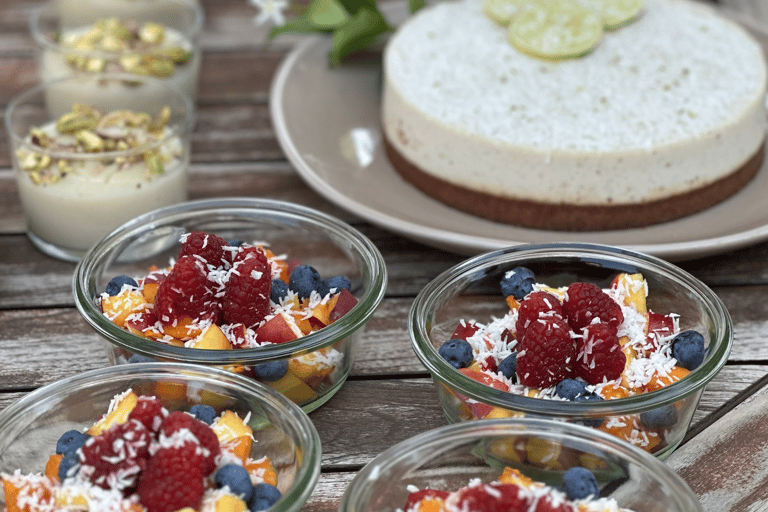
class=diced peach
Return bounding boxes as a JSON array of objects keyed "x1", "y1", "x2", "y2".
[
  {"x1": 87, "y1": 390, "x2": 138, "y2": 435},
  {"x1": 54, "y1": 488, "x2": 90, "y2": 509},
  {"x1": 101, "y1": 291, "x2": 148, "y2": 328},
  {"x1": 597, "y1": 382, "x2": 630, "y2": 400},
  {"x1": 308, "y1": 300, "x2": 336, "y2": 329},
  {"x1": 245, "y1": 456, "x2": 278, "y2": 486},
  {"x1": 454, "y1": 369, "x2": 508, "y2": 419},
  {"x1": 645, "y1": 365, "x2": 690, "y2": 393},
  {"x1": 329, "y1": 288, "x2": 358, "y2": 323},
  {"x1": 265, "y1": 369, "x2": 317, "y2": 404},
  {"x1": 416, "y1": 498, "x2": 444, "y2": 512},
  {"x1": 214, "y1": 495, "x2": 248, "y2": 512},
  {"x1": 505, "y1": 296, "x2": 520, "y2": 310},
  {"x1": 288, "y1": 348, "x2": 335, "y2": 387},
  {"x1": 451, "y1": 320, "x2": 480, "y2": 340},
  {"x1": 3, "y1": 476, "x2": 54, "y2": 512},
  {"x1": 611, "y1": 273, "x2": 647, "y2": 314},
  {"x1": 153, "y1": 381, "x2": 187, "y2": 403},
  {"x1": 525, "y1": 437, "x2": 563, "y2": 469},
  {"x1": 190, "y1": 324, "x2": 233, "y2": 350},
  {"x1": 487, "y1": 437, "x2": 526, "y2": 464},
  {"x1": 599, "y1": 416, "x2": 661, "y2": 452},
  {"x1": 645, "y1": 311, "x2": 674, "y2": 353},
  {"x1": 160, "y1": 317, "x2": 203, "y2": 341},
  {"x1": 212, "y1": 410, "x2": 253, "y2": 444},
  {"x1": 256, "y1": 312, "x2": 303, "y2": 344},
  {"x1": 289, "y1": 311, "x2": 314, "y2": 335},
  {"x1": 141, "y1": 282, "x2": 159, "y2": 303},
  {"x1": 45, "y1": 454, "x2": 63, "y2": 481},
  {"x1": 499, "y1": 467, "x2": 538, "y2": 488},
  {"x1": 221, "y1": 435, "x2": 253, "y2": 464},
  {"x1": 125, "y1": 311, "x2": 163, "y2": 340}
]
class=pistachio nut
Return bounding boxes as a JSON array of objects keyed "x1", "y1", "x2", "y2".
[{"x1": 75, "y1": 130, "x2": 105, "y2": 152}]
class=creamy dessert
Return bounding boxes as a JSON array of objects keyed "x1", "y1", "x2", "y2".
[
  {"x1": 13, "y1": 103, "x2": 189, "y2": 257},
  {"x1": 381, "y1": 0, "x2": 768, "y2": 230},
  {"x1": 38, "y1": 17, "x2": 200, "y2": 111}
]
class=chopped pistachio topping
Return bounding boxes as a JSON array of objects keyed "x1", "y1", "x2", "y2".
[
  {"x1": 52, "y1": 17, "x2": 192, "y2": 78},
  {"x1": 17, "y1": 103, "x2": 178, "y2": 185}
]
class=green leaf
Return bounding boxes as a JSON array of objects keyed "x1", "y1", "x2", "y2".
[
  {"x1": 408, "y1": 0, "x2": 426, "y2": 13},
  {"x1": 337, "y1": 0, "x2": 379, "y2": 15},
  {"x1": 269, "y1": 16, "x2": 326, "y2": 39},
  {"x1": 328, "y1": 7, "x2": 392, "y2": 65},
  {"x1": 307, "y1": 0, "x2": 350, "y2": 28}
]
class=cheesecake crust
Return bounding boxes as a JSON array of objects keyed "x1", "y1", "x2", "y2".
[{"x1": 384, "y1": 136, "x2": 765, "y2": 231}]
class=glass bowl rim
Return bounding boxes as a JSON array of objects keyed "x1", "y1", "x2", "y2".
[
  {"x1": 339, "y1": 417, "x2": 703, "y2": 512},
  {"x1": 0, "y1": 362, "x2": 322, "y2": 512},
  {"x1": 73, "y1": 197, "x2": 388, "y2": 364},
  {"x1": 29, "y1": 0, "x2": 205, "y2": 56},
  {"x1": 409, "y1": 242, "x2": 733, "y2": 417},
  {"x1": 4, "y1": 71, "x2": 194, "y2": 160}
]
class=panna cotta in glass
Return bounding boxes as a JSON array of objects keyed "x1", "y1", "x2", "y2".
[
  {"x1": 31, "y1": 0, "x2": 202, "y2": 106},
  {"x1": 5, "y1": 73, "x2": 193, "y2": 261}
]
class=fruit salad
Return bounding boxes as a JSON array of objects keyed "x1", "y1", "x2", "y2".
[
  {"x1": 1, "y1": 389, "x2": 278, "y2": 512},
  {"x1": 100, "y1": 231, "x2": 359, "y2": 405},
  {"x1": 403, "y1": 465, "x2": 634, "y2": 512},
  {"x1": 437, "y1": 267, "x2": 707, "y2": 453}
]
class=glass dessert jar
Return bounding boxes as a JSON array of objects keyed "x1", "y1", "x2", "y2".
[{"x1": 5, "y1": 72, "x2": 193, "y2": 261}]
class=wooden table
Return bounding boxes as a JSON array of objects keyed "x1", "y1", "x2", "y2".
[{"x1": 2, "y1": 1, "x2": 767, "y2": 510}]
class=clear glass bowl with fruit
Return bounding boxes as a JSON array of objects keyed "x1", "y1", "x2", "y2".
[
  {"x1": 409, "y1": 243, "x2": 732, "y2": 459},
  {"x1": 339, "y1": 418, "x2": 703, "y2": 512},
  {"x1": 0, "y1": 362, "x2": 320, "y2": 512},
  {"x1": 73, "y1": 198, "x2": 387, "y2": 412}
]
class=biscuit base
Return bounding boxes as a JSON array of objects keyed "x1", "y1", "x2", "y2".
[{"x1": 384, "y1": 137, "x2": 765, "y2": 231}]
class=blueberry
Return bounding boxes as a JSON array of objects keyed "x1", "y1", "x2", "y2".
[
  {"x1": 105, "y1": 275, "x2": 138, "y2": 296},
  {"x1": 555, "y1": 379, "x2": 588, "y2": 401},
  {"x1": 289, "y1": 265, "x2": 329, "y2": 299},
  {"x1": 252, "y1": 360, "x2": 289, "y2": 382},
  {"x1": 228, "y1": 239, "x2": 246, "y2": 247},
  {"x1": 438, "y1": 338, "x2": 474, "y2": 369},
  {"x1": 640, "y1": 404, "x2": 679, "y2": 429},
  {"x1": 324, "y1": 275, "x2": 352, "y2": 293},
  {"x1": 574, "y1": 392, "x2": 603, "y2": 403},
  {"x1": 562, "y1": 467, "x2": 599, "y2": 500},
  {"x1": 56, "y1": 430, "x2": 89, "y2": 456},
  {"x1": 128, "y1": 353, "x2": 155, "y2": 364},
  {"x1": 497, "y1": 353, "x2": 517, "y2": 381},
  {"x1": 672, "y1": 330, "x2": 706, "y2": 370},
  {"x1": 189, "y1": 404, "x2": 217, "y2": 425},
  {"x1": 58, "y1": 451, "x2": 80, "y2": 482},
  {"x1": 500, "y1": 267, "x2": 535, "y2": 300},
  {"x1": 249, "y1": 483, "x2": 282, "y2": 512},
  {"x1": 270, "y1": 279, "x2": 290, "y2": 304},
  {"x1": 215, "y1": 464, "x2": 254, "y2": 502}
]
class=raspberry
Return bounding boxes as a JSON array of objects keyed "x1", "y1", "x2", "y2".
[
  {"x1": 79, "y1": 419, "x2": 151, "y2": 490},
  {"x1": 516, "y1": 315, "x2": 576, "y2": 388},
  {"x1": 533, "y1": 496, "x2": 576, "y2": 512},
  {"x1": 515, "y1": 291, "x2": 564, "y2": 339},
  {"x1": 158, "y1": 411, "x2": 221, "y2": 475},
  {"x1": 221, "y1": 249, "x2": 272, "y2": 329},
  {"x1": 137, "y1": 447, "x2": 205, "y2": 512},
  {"x1": 562, "y1": 282, "x2": 623, "y2": 332},
  {"x1": 154, "y1": 255, "x2": 221, "y2": 326},
  {"x1": 404, "y1": 489, "x2": 449, "y2": 512},
  {"x1": 128, "y1": 396, "x2": 168, "y2": 433},
  {"x1": 178, "y1": 231, "x2": 228, "y2": 268},
  {"x1": 454, "y1": 483, "x2": 532, "y2": 512},
  {"x1": 576, "y1": 322, "x2": 626, "y2": 385}
]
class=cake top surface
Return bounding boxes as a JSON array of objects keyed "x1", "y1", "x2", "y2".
[{"x1": 384, "y1": 0, "x2": 768, "y2": 151}]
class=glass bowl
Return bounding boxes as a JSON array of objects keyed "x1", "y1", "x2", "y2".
[
  {"x1": 339, "y1": 418, "x2": 703, "y2": 512},
  {"x1": 5, "y1": 72, "x2": 193, "y2": 262},
  {"x1": 409, "y1": 243, "x2": 732, "y2": 459},
  {"x1": 73, "y1": 198, "x2": 387, "y2": 412},
  {"x1": 0, "y1": 362, "x2": 320, "y2": 512}
]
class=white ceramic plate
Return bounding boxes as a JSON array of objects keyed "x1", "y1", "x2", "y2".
[{"x1": 270, "y1": 18, "x2": 768, "y2": 261}]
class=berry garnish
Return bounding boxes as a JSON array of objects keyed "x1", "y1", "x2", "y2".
[
  {"x1": 576, "y1": 322, "x2": 625, "y2": 385},
  {"x1": 215, "y1": 464, "x2": 254, "y2": 502},
  {"x1": 221, "y1": 248, "x2": 272, "y2": 329},
  {"x1": 454, "y1": 483, "x2": 532, "y2": 512},
  {"x1": 55, "y1": 429, "x2": 90, "y2": 456},
  {"x1": 106, "y1": 275, "x2": 138, "y2": 296},
  {"x1": 325, "y1": 275, "x2": 352, "y2": 293},
  {"x1": 288, "y1": 264, "x2": 329, "y2": 300},
  {"x1": 158, "y1": 411, "x2": 221, "y2": 476},
  {"x1": 671, "y1": 330, "x2": 705, "y2": 370},
  {"x1": 563, "y1": 282, "x2": 624, "y2": 331},
  {"x1": 561, "y1": 467, "x2": 599, "y2": 500},
  {"x1": 128, "y1": 395, "x2": 168, "y2": 433},
  {"x1": 189, "y1": 404, "x2": 217, "y2": 425},
  {"x1": 270, "y1": 278, "x2": 290, "y2": 304},
  {"x1": 58, "y1": 451, "x2": 80, "y2": 482},
  {"x1": 515, "y1": 291, "x2": 564, "y2": 339},
  {"x1": 497, "y1": 353, "x2": 517, "y2": 381},
  {"x1": 640, "y1": 404, "x2": 679, "y2": 429},
  {"x1": 500, "y1": 266, "x2": 535, "y2": 300},
  {"x1": 250, "y1": 482, "x2": 282, "y2": 512},
  {"x1": 554, "y1": 378, "x2": 588, "y2": 401},
  {"x1": 438, "y1": 338, "x2": 474, "y2": 369},
  {"x1": 154, "y1": 255, "x2": 221, "y2": 326},
  {"x1": 516, "y1": 315, "x2": 575, "y2": 388},
  {"x1": 404, "y1": 489, "x2": 450, "y2": 512},
  {"x1": 253, "y1": 360, "x2": 289, "y2": 382},
  {"x1": 137, "y1": 446, "x2": 205, "y2": 512},
  {"x1": 178, "y1": 231, "x2": 228, "y2": 267},
  {"x1": 80, "y1": 419, "x2": 151, "y2": 490}
]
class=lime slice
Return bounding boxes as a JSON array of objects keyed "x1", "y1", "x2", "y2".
[
  {"x1": 508, "y1": 0, "x2": 603, "y2": 59},
  {"x1": 483, "y1": 0, "x2": 535, "y2": 26},
  {"x1": 585, "y1": 0, "x2": 643, "y2": 30}
]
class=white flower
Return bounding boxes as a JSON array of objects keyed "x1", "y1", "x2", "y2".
[{"x1": 250, "y1": 0, "x2": 290, "y2": 25}]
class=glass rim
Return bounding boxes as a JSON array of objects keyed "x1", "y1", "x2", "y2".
[
  {"x1": 339, "y1": 417, "x2": 703, "y2": 512},
  {"x1": 409, "y1": 242, "x2": 733, "y2": 416},
  {"x1": 0, "y1": 362, "x2": 321, "y2": 512},
  {"x1": 29, "y1": 0, "x2": 205, "y2": 54},
  {"x1": 4, "y1": 71, "x2": 194, "y2": 160},
  {"x1": 73, "y1": 197, "x2": 388, "y2": 364}
]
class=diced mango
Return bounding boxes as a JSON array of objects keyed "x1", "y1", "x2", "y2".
[
  {"x1": 87, "y1": 390, "x2": 138, "y2": 435},
  {"x1": 212, "y1": 410, "x2": 253, "y2": 444},
  {"x1": 505, "y1": 295, "x2": 520, "y2": 310},
  {"x1": 45, "y1": 454, "x2": 63, "y2": 481},
  {"x1": 54, "y1": 488, "x2": 89, "y2": 509},
  {"x1": 499, "y1": 467, "x2": 537, "y2": 488},
  {"x1": 101, "y1": 291, "x2": 148, "y2": 328},
  {"x1": 288, "y1": 348, "x2": 335, "y2": 387},
  {"x1": 599, "y1": 416, "x2": 661, "y2": 453},
  {"x1": 161, "y1": 317, "x2": 203, "y2": 341},
  {"x1": 214, "y1": 495, "x2": 248, "y2": 512},
  {"x1": 265, "y1": 370, "x2": 318, "y2": 404},
  {"x1": 612, "y1": 273, "x2": 647, "y2": 314},
  {"x1": 416, "y1": 498, "x2": 444, "y2": 512},
  {"x1": 487, "y1": 436, "x2": 526, "y2": 464},
  {"x1": 221, "y1": 435, "x2": 253, "y2": 464},
  {"x1": 645, "y1": 365, "x2": 690, "y2": 393},
  {"x1": 525, "y1": 437, "x2": 563, "y2": 469},
  {"x1": 153, "y1": 381, "x2": 188, "y2": 404},
  {"x1": 2, "y1": 476, "x2": 54, "y2": 512},
  {"x1": 245, "y1": 456, "x2": 277, "y2": 486},
  {"x1": 190, "y1": 324, "x2": 233, "y2": 350},
  {"x1": 142, "y1": 282, "x2": 159, "y2": 303}
]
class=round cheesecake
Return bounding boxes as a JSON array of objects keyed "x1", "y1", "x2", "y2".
[{"x1": 381, "y1": 0, "x2": 768, "y2": 231}]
